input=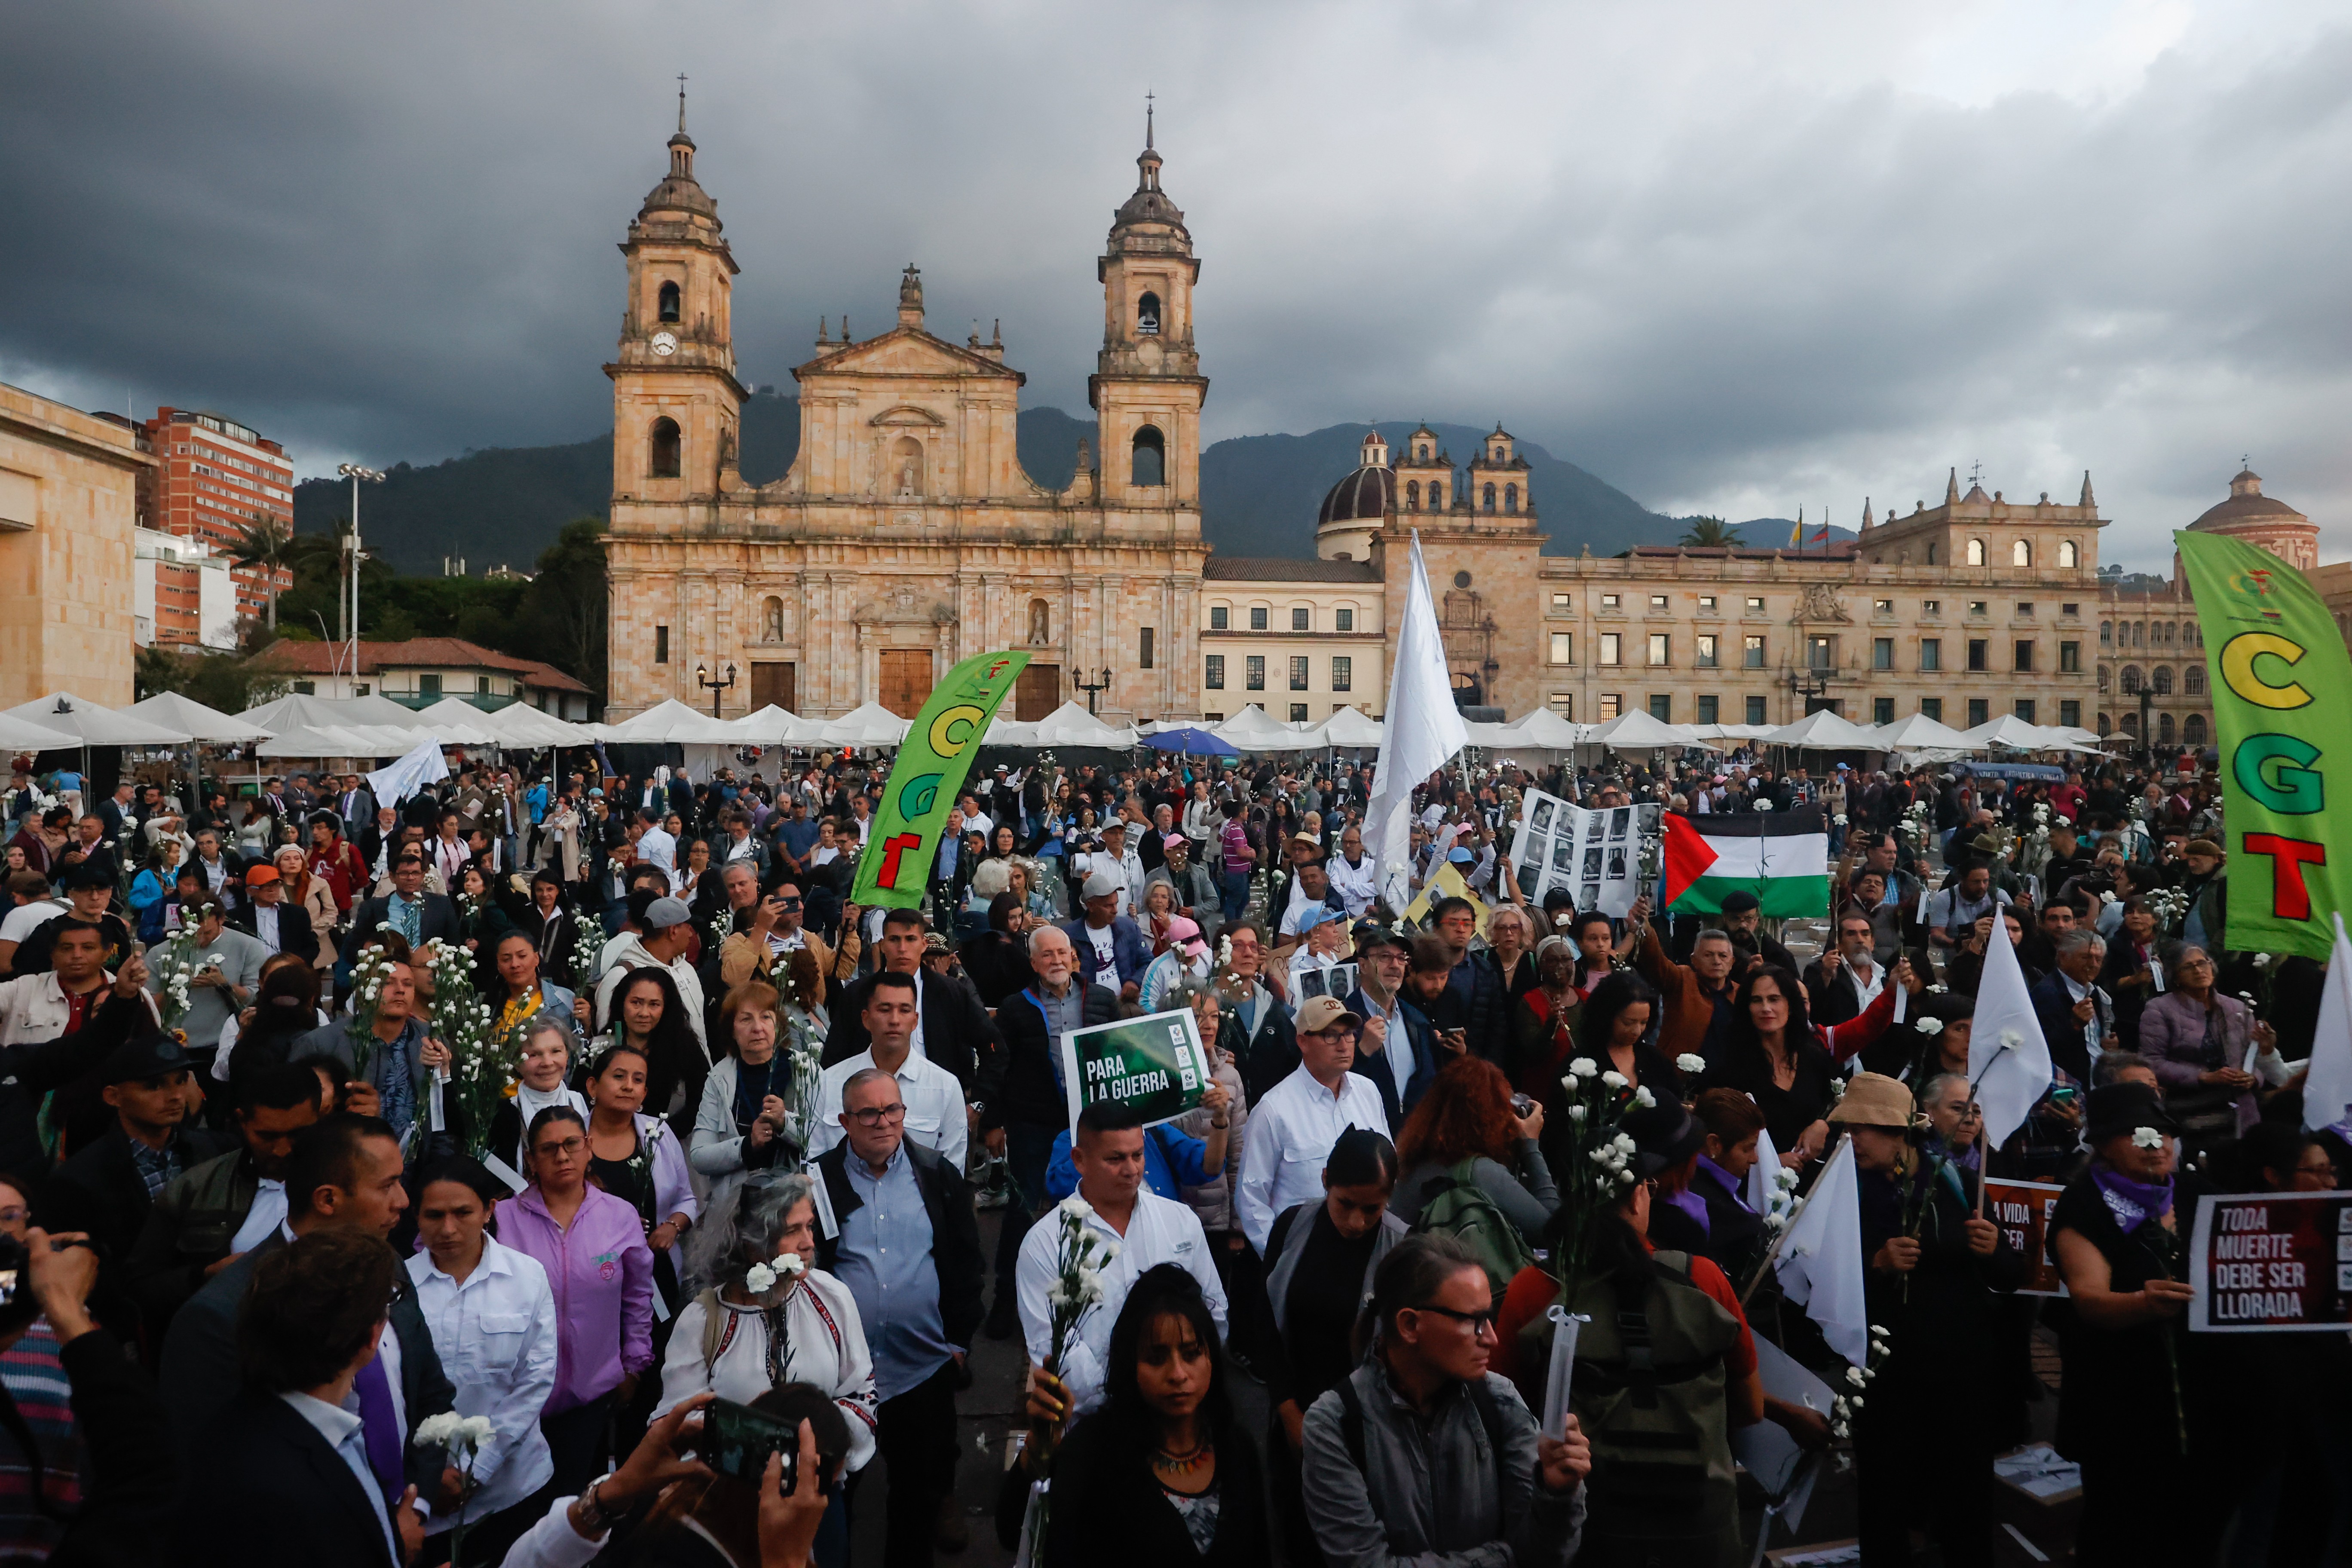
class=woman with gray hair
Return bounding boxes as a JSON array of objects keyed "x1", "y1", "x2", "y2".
[{"x1": 653, "y1": 1168, "x2": 879, "y2": 1476}]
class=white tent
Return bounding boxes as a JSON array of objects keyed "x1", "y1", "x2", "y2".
[
  {"x1": 0, "y1": 712, "x2": 80, "y2": 751},
  {"x1": 815, "y1": 702, "x2": 913, "y2": 748},
  {"x1": 1960, "y1": 714, "x2": 2058, "y2": 751},
  {"x1": 722, "y1": 705, "x2": 818, "y2": 747},
  {"x1": 1305, "y1": 705, "x2": 1387, "y2": 749},
  {"x1": 255, "y1": 724, "x2": 391, "y2": 758},
  {"x1": 1868, "y1": 711, "x2": 1974, "y2": 751},
  {"x1": 337, "y1": 693, "x2": 437, "y2": 730},
  {"x1": 4, "y1": 692, "x2": 191, "y2": 746},
  {"x1": 1587, "y1": 710, "x2": 1714, "y2": 751},
  {"x1": 1214, "y1": 705, "x2": 1313, "y2": 751},
  {"x1": 2046, "y1": 726, "x2": 2108, "y2": 749},
  {"x1": 982, "y1": 714, "x2": 1042, "y2": 746},
  {"x1": 1459, "y1": 720, "x2": 1519, "y2": 748},
  {"x1": 1031, "y1": 701, "x2": 1138, "y2": 748},
  {"x1": 1763, "y1": 709, "x2": 1882, "y2": 750},
  {"x1": 484, "y1": 704, "x2": 595, "y2": 747},
  {"x1": 124, "y1": 692, "x2": 275, "y2": 743},
  {"x1": 1694, "y1": 723, "x2": 1777, "y2": 741},
  {"x1": 597, "y1": 699, "x2": 743, "y2": 744},
  {"x1": 1498, "y1": 709, "x2": 1585, "y2": 750},
  {"x1": 411, "y1": 698, "x2": 505, "y2": 747}
]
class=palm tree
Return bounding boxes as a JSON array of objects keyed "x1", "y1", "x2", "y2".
[
  {"x1": 227, "y1": 513, "x2": 296, "y2": 631},
  {"x1": 1679, "y1": 515, "x2": 1736, "y2": 548}
]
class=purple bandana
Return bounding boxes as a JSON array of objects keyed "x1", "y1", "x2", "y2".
[
  {"x1": 1661, "y1": 1185, "x2": 1711, "y2": 1236},
  {"x1": 1694, "y1": 1155, "x2": 1754, "y2": 1215},
  {"x1": 2091, "y1": 1164, "x2": 2174, "y2": 1235}
]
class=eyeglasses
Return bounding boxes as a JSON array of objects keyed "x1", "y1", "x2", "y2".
[
  {"x1": 534, "y1": 1136, "x2": 585, "y2": 1157},
  {"x1": 776, "y1": 897, "x2": 803, "y2": 910},
  {"x1": 848, "y1": 1103, "x2": 906, "y2": 1126},
  {"x1": 1412, "y1": 1302, "x2": 1498, "y2": 1335}
]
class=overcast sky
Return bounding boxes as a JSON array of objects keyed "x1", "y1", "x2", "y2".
[{"x1": 4, "y1": 0, "x2": 2347, "y2": 570}]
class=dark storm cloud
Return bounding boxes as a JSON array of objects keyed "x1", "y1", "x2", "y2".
[{"x1": 3, "y1": 1, "x2": 2347, "y2": 569}]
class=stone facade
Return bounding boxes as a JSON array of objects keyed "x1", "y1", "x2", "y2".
[
  {"x1": 0, "y1": 380, "x2": 147, "y2": 709},
  {"x1": 1199, "y1": 556, "x2": 1386, "y2": 721},
  {"x1": 604, "y1": 107, "x2": 1207, "y2": 726}
]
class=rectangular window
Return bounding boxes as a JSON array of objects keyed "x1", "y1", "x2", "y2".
[
  {"x1": 1968, "y1": 698, "x2": 1989, "y2": 726},
  {"x1": 1550, "y1": 693, "x2": 1574, "y2": 717},
  {"x1": 419, "y1": 672, "x2": 442, "y2": 698},
  {"x1": 2015, "y1": 699, "x2": 2037, "y2": 723},
  {"x1": 655, "y1": 626, "x2": 670, "y2": 664},
  {"x1": 2061, "y1": 602, "x2": 2079, "y2": 617},
  {"x1": 1744, "y1": 695, "x2": 1768, "y2": 725},
  {"x1": 1921, "y1": 638, "x2": 1942, "y2": 672},
  {"x1": 1921, "y1": 697, "x2": 1942, "y2": 720},
  {"x1": 1599, "y1": 694, "x2": 1623, "y2": 720},
  {"x1": 1204, "y1": 655, "x2": 1225, "y2": 690},
  {"x1": 1290, "y1": 703, "x2": 1310, "y2": 722},
  {"x1": 1869, "y1": 696, "x2": 1893, "y2": 723},
  {"x1": 1552, "y1": 592, "x2": 1573, "y2": 610},
  {"x1": 1874, "y1": 598, "x2": 1894, "y2": 613},
  {"x1": 1648, "y1": 694, "x2": 1672, "y2": 721},
  {"x1": 2017, "y1": 602, "x2": 2034, "y2": 617},
  {"x1": 1549, "y1": 631, "x2": 1574, "y2": 665},
  {"x1": 1650, "y1": 594, "x2": 1669, "y2": 609},
  {"x1": 1922, "y1": 599, "x2": 1941, "y2": 615},
  {"x1": 2059, "y1": 640, "x2": 2080, "y2": 673},
  {"x1": 1600, "y1": 632, "x2": 1623, "y2": 667},
  {"x1": 1647, "y1": 633, "x2": 1670, "y2": 666},
  {"x1": 1289, "y1": 655, "x2": 1309, "y2": 691},
  {"x1": 1808, "y1": 636, "x2": 1835, "y2": 671},
  {"x1": 1695, "y1": 634, "x2": 1718, "y2": 668},
  {"x1": 477, "y1": 674, "x2": 491, "y2": 695},
  {"x1": 1698, "y1": 595, "x2": 1718, "y2": 610},
  {"x1": 1335, "y1": 608, "x2": 1354, "y2": 632},
  {"x1": 1250, "y1": 606, "x2": 1268, "y2": 631},
  {"x1": 1969, "y1": 600, "x2": 1988, "y2": 616},
  {"x1": 1872, "y1": 637, "x2": 1893, "y2": 670},
  {"x1": 1743, "y1": 634, "x2": 1766, "y2": 669},
  {"x1": 1292, "y1": 607, "x2": 1310, "y2": 631},
  {"x1": 1967, "y1": 639, "x2": 1989, "y2": 671},
  {"x1": 1746, "y1": 596, "x2": 1766, "y2": 612},
  {"x1": 1696, "y1": 695, "x2": 1719, "y2": 724},
  {"x1": 2014, "y1": 640, "x2": 2034, "y2": 672},
  {"x1": 1601, "y1": 593, "x2": 1621, "y2": 609},
  {"x1": 1210, "y1": 606, "x2": 1228, "y2": 630},
  {"x1": 1140, "y1": 627, "x2": 1155, "y2": 669},
  {"x1": 2060, "y1": 699, "x2": 2081, "y2": 727},
  {"x1": 1332, "y1": 656, "x2": 1352, "y2": 692},
  {"x1": 1245, "y1": 655, "x2": 1265, "y2": 691},
  {"x1": 292, "y1": 680, "x2": 316, "y2": 695}
]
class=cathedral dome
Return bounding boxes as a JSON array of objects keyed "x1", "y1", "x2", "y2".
[
  {"x1": 2190, "y1": 469, "x2": 2305, "y2": 530},
  {"x1": 640, "y1": 131, "x2": 718, "y2": 220},
  {"x1": 1318, "y1": 462, "x2": 1396, "y2": 526}
]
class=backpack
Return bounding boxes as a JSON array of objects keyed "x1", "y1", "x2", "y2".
[
  {"x1": 1332, "y1": 1371, "x2": 1511, "y2": 1559},
  {"x1": 1409, "y1": 1158, "x2": 1538, "y2": 1308}
]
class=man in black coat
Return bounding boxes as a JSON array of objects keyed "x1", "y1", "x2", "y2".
[
  {"x1": 1801, "y1": 910, "x2": 1898, "y2": 1029},
  {"x1": 338, "y1": 853, "x2": 459, "y2": 966},
  {"x1": 225, "y1": 863, "x2": 322, "y2": 968},
  {"x1": 824, "y1": 907, "x2": 999, "y2": 1092},
  {"x1": 185, "y1": 1228, "x2": 419, "y2": 1568},
  {"x1": 37, "y1": 1033, "x2": 226, "y2": 1344}
]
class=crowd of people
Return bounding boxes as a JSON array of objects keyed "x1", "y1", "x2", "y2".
[{"x1": 0, "y1": 740, "x2": 2337, "y2": 1566}]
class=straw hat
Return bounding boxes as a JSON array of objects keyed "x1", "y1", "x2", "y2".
[{"x1": 1827, "y1": 1071, "x2": 1922, "y2": 1130}]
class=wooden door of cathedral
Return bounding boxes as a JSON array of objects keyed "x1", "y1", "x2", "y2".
[
  {"x1": 1014, "y1": 664, "x2": 1060, "y2": 722},
  {"x1": 878, "y1": 651, "x2": 935, "y2": 719},
  {"x1": 750, "y1": 662, "x2": 795, "y2": 714}
]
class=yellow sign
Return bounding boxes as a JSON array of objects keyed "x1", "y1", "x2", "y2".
[{"x1": 1401, "y1": 861, "x2": 1491, "y2": 937}]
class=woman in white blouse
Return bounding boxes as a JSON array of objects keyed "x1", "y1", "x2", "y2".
[
  {"x1": 655, "y1": 1170, "x2": 879, "y2": 1477},
  {"x1": 405, "y1": 1156, "x2": 560, "y2": 1565}
]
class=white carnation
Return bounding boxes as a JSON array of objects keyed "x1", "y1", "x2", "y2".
[
  {"x1": 2131, "y1": 1126, "x2": 2165, "y2": 1150},
  {"x1": 1601, "y1": 1070, "x2": 1628, "y2": 1089},
  {"x1": 1567, "y1": 1057, "x2": 1599, "y2": 1077},
  {"x1": 744, "y1": 1263, "x2": 778, "y2": 1294},
  {"x1": 1632, "y1": 1086, "x2": 1656, "y2": 1108},
  {"x1": 1675, "y1": 1054, "x2": 1706, "y2": 1075},
  {"x1": 1057, "y1": 1195, "x2": 1095, "y2": 1221}
]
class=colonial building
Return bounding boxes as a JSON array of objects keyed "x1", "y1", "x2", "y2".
[
  {"x1": 603, "y1": 102, "x2": 1207, "y2": 725},
  {"x1": 266, "y1": 637, "x2": 594, "y2": 719},
  {"x1": 0, "y1": 380, "x2": 146, "y2": 708}
]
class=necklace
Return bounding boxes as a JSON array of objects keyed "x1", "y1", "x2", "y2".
[{"x1": 1152, "y1": 1439, "x2": 1214, "y2": 1475}]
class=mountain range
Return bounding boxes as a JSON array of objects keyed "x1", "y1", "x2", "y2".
[{"x1": 291, "y1": 394, "x2": 1850, "y2": 572}]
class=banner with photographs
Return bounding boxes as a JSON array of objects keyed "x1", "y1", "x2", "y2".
[
  {"x1": 1057, "y1": 1006, "x2": 1217, "y2": 1130},
  {"x1": 1509, "y1": 787, "x2": 1642, "y2": 915},
  {"x1": 1293, "y1": 961, "x2": 1360, "y2": 1007}
]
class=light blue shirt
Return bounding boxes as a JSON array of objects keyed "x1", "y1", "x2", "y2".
[
  {"x1": 279, "y1": 1391, "x2": 398, "y2": 1564},
  {"x1": 835, "y1": 1142, "x2": 954, "y2": 1402}
]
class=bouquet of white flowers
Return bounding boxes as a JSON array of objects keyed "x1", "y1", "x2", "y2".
[
  {"x1": 1550, "y1": 1054, "x2": 1650, "y2": 1284},
  {"x1": 568, "y1": 917, "x2": 603, "y2": 991},
  {"x1": 147, "y1": 928, "x2": 213, "y2": 1043},
  {"x1": 1828, "y1": 1323, "x2": 1893, "y2": 1446},
  {"x1": 1042, "y1": 1195, "x2": 1118, "y2": 1378},
  {"x1": 412, "y1": 1411, "x2": 499, "y2": 1559},
  {"x1": 417, "y1": 938, "x2": 507, "y2": 1159},
  {"x1": 346, "y1": 934, "x2": 408, "y2": 1077},
  {"x1": 778, "y1": 1010, "x2": 829, "y2": 1167}
]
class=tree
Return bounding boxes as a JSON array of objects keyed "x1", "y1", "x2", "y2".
[
  {"x1": 1679, "y1": 515, "x2": 1736, "y2": 548},
  {"x1": 135, "y1": 643, "x2": 291, "y2": 713},
  {"x1": 515, "y1": 518, "x2": 609, "y2": 703},
  {"x1": 228, "y1": 514, "x2": 298, "y2": 631}
]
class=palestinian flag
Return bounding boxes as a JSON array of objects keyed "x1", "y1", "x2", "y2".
[{"x1": 1661, "y1": 807, "x2": 1831, "y2": 917}]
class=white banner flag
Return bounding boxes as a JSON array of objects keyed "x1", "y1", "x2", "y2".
[
  {"x1": 1366, "y1": 533, "x2": 1469, "y2": 914},
  {"x1": 1968, "y1": 911, "x2": 2057, "y2": 1149},
  {"x1": 2301, "y1": 913, "x2": 2352, "y2": 1133},
  {"x1": 1775, "y1": 1136, "x2": 1869, "y2": 1367}
]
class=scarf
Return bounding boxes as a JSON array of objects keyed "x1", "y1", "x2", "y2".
[
  {"x1": 1694, "y1": 1154, "x2": 1754, "y2": 1214},
  {"x1": 512, "y1": 1082, "x2": 583, "y2": 1168},
  {"x1": 1660, "y1": 1185, "x2": 1711, "y2": 1236},
  {"x1": 2091, "y1": 1164, "x2": 2174, "y2": 1235}
]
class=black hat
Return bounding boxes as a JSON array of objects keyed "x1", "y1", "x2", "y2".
[
  {"x1": 1354, "y1": 921, "x2": 1412, "y2": 955},
  {"x1": 61, "y1": 864, "x2": 114, "y2": 892},
  {"x1": 1620, "y1": 1101, "x2": 1706, "y2": 1177},
  {"x1": 2086, "y1": 1080, "x2": 2175, "y2": 1145},
  {"x1": 1719, "y1": 890, "x2": 1761, "y2": 915},
  {"x1": 103, "y1": 1033, "x2": 193, "y2": 1086}
]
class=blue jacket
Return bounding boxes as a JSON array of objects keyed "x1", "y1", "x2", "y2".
[
  {"x1": 1061, "y1": 916, "x2": 1152, "y2": 992},
  {"x1": 1043, "y1": 1123, "x2": 1213, "y2": 1204}
]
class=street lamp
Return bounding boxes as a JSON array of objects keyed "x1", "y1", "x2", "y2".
[
  {"x1": 1783, "y1": 666, "x2": 1832, "y2": 719},
  {"x1": 336, "y1": 463, "x2": 384, "y2": 684},
  {"x1": 1073, "y1": 666, "x2": 1112, "y2": 716},
  {"x1": 696, "y1": 661, "x2": 737, "y2": 719}
]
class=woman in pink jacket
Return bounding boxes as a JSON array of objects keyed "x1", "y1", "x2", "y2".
[{"x1": 500, "y1": 1102, "x2": 654, "y2": 1494}]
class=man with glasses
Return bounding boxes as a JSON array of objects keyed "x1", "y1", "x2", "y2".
[
  {"x1": 813, "y1": 1063, "x2": 985, "y2": 1563},
  {"x1": 810, "y1": 971, "x2": 966, "y2": 1170},
  {"x1": 1235, "y1": 995, "x2": 1390, "y2": 1254}
]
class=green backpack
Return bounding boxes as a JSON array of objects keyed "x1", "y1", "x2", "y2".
[{"x1": 1410, "y1": 1158, "x2": 1539, "y2": 1306}]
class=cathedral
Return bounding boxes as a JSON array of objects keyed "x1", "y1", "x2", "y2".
[{"x1": 603, "y1": 101, "x2": 1210, "y2": 725}]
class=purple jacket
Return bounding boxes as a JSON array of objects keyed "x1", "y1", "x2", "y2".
[
  {"x1": 2139, "y1": 989, "x2": 2261, "y2": 1134},
  {"x1": 501, "y1": 1184, "x2": 654, "y2": 1412}
]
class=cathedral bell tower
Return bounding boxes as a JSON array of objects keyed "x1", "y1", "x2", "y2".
[
  {"x1": 608, "y1": 84, "x2": 745, "y2": 504},
  {"x1": 1090, "y1": 100, "x2": 1207, "y2": 511}
]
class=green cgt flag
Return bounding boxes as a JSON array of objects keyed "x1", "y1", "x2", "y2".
[
  {"x1": 2175, "y1": 531, "x2": 2352, "y2": 961},
  {"x1": 851, "y1": 649, "x2": 1031, "y2": 909}
]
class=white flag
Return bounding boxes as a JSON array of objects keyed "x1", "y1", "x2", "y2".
[
  {"x1": 1745, "y1": 1126, "x2": 1781, "y2": 1216},
  {"x1": 1968, "y1": 910, "x2": 2057, "y2": 1149},
  {"x1": 1366, "y1": 533, "x2": 1469, "y2": 914},
  {"x1": 2301, "y1": 913, "x2": 2352, "y2": 1132},
  {"x1": 368, "y1": 738, "x2": 450, "y2": 808},
  {"x1": 1775, "y1": 1136, "x2": 1869, "y2": 1367}
]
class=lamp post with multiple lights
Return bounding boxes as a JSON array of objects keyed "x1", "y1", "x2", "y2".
[{"x1": 336, "y1": 463, "x2": 384, "y2": 683}]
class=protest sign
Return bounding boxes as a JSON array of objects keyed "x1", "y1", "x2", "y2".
[
  {"x1": 850, "y1": 649, "x2": 1029, "y2": 908},
  {"x1": 1509, "y1": 788, "x2": 1642, "y2": 915},
  {"x1": 2188, "y1": 1189, "x2": 2352, "y2": 1332},
  {"x1": 1982, "y1": 1178, "x2": 2067, "y2": 1296},
  {"x1": 1401, "y1": 861, "x2": 1490, "y2": 934},
  {"x1": 1057, "y1": 1006, "x2": 1215, "y2": 1129},
  {"x1": 1293, "y1": 961, "x2": 1359, "y2": 1006}
]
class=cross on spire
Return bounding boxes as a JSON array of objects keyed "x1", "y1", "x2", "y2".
[
  {"x1": 677, "y1": 73, "x2": 688, "y2": 132},
  {"x1": 1146, "y1": 90, "x2": 1155, "y2": 150}
]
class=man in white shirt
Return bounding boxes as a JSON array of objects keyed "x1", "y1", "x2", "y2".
[
  {"x1": 633, "y1": 810, "x2": 678, "y2": 893},
  {"x1": 1326, "y1": 824, "x2": 1378, "y2": 919},
  {"x1": 1802, "y1": 910, "x2": 1890, "y2": 1028},
  {"x1": 1096, "y1": 820, "x2": 1145, "y2": 918},
  {"x1": 1235, "y1": 995, "x2": 1392, "y2": 1253},
  {"x1": 1017, "y1": 1099, "x2": 1226, "y2": 1418},
  {"x1": 812, "y1": 971, "x2": 968, "y2": 1169}
]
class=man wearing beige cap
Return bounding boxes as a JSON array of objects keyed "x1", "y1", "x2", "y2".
[{"x1": 1235, "y1": 995, "x2": 1390, "y2": 1252}]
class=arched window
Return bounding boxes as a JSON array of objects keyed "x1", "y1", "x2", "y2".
[
  {"x1": 1406, "y1": 481, "x2": 1420, "y2": 510},
  {"x1": 2185, "y1": 665, "x2": 2205, "y2": 696},
  {"x1": 2183, "y1": 714, "x2": 2207, "y2": 747},
  {"x1": 2120, "y1": 712, "x2": 2139, "y2": 737},
  {"x1": 1428, "y1": 483, "x2": 1444, "y2": 510},
  {"x1": 1132, "y1": 426, "x2": 1166, "y2": 487},
  {"x1": 1481, "y1": 483, "x2": 1496, "y2": 512},
  {"x1": 2012, "y1": 539, "x2": 2032, "y2": 567},
  {"x1": 891, "y1": 435, "x2": 925, "y2": 498},
  {"x1": 1417, "y1": 444, "x2": 1430, "y2": 460},
  {"x1": 2097, "y1": 713, "x2": 2112, "y2": 736},
  {"x1": 1966, "y1": 539, "x2": 1987, "y2": 567},
  {"x1": 2121, "y1": 665, "x2": 2142, "y2": 695},
  {"x1": 1137, "y1": 291, "x2": 1161, "y2": 336},
  {"x1": 2097, "y1": 665, "x2": 2110, "y2": 692},
  {"x1": 1028, "y1": 598, "x2": 1051, "y2": 646},
  {"x1": 2099, "y1": 620, "x2": 2112, "y2": 644},
  {"x1": 762, "y1": 596, "x2": 784, "y2": 641},
  {"x1": 658, "y1": 281, "x2": 681, "y2": 323},
  {"x1": 2153, "y1": 665, "x2": 2173, "y2": 695},
  {"x1": 2058, "y1": 539, "x2": 2079, "y2": 568},
  {"x1": 1504, "y1": 484, "x2": 1519, "y2": 514},
  {"x1": 2133, "y1": 622, "x2": 2145, "y2": 646},
  {"x1": 1926, "y1": 544, "x2": 1938, "y2": 565},
  {"x1": 2159, "y1": 712, "x2": 2175, "y2": 744},
  {"x1": 650, "y1": 417, "x2": 682, "y2": 478}
]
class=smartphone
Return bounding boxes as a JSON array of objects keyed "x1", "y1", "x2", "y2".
[
  {"x1": 2049, "y1": 1085, "x2": 2079, "y2": 1108},
  {"x1": 1510, "y1": 1094, "x2": 1535, "y2": 1118},
  {"x1": 701, "y1": 1398, "x2": 799, "y2": 1493}
]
